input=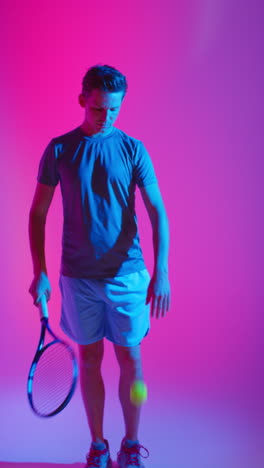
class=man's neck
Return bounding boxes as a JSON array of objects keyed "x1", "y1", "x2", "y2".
[{"x1": 81, "y1": 123, "x2": 114, "y2": 138}]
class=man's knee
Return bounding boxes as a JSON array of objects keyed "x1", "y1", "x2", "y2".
[
  {"x1": 79, "y1": 340, "x2": 104, "y2": 369},
  {"x1": 114, "y1": 344, "x2": 142, "y2": 371}
]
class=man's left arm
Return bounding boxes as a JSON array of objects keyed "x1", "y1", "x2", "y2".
[{"x1": 140, "y1": 183, "x2": 171, "y2": 318}]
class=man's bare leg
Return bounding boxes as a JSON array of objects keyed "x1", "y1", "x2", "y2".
[
  {"x1": 79, "y1": 339, "x2": 105, "y2": 443},
  {"x1": 114, "y1": 343, "x2": 143, "y2": 441}
]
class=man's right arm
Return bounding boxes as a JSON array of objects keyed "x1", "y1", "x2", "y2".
[{"x1": 28, "y1": 182, "x2": 56, "y2": 304}]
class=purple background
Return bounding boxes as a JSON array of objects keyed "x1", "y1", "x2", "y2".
[{"x1": 0, "y1": 1, "x2": 263, "y2": 466}]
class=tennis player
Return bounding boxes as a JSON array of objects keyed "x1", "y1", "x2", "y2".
[{"x1": 29, "y1": 64, "x2": 170, "y2": 468}]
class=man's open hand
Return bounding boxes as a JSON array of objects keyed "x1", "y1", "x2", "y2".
[{"x1": 146, "y1": 271, "x2": 171, "y2": 318}]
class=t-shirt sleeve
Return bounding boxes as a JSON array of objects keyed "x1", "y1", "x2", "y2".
[
  {"x1": 133, "y1": 141, "x2": 157, "y2": 187},
  {"x1": 37, "y1": 140, "x2": 60, "y2": 186}
]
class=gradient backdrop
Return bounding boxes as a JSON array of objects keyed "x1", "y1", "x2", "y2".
[{"x1": 0, "y1": 1, "x2": 263, "y2": 467}]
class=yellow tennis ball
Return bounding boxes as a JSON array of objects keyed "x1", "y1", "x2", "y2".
[{"x1": 130, "y1": 380, "x2": 148, "y2": 406}]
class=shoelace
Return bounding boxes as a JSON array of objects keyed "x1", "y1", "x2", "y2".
[
  {"x1": 86, "y1": 447, "x2": 108, "y2": 467},
  {"x1": 118, "y1": 443, "x2": 149, "y2": 466}
]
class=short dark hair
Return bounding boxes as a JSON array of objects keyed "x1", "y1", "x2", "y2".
[{"x1": 82, "y1": 64, "x2": 128, "y2": 97}]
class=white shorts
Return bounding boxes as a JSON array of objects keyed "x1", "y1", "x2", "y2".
[{"x1": 59, "y1": 269, "x2": 151, "y2": 347}]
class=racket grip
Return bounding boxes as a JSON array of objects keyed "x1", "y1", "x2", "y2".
[{"x1": 38, "y1": 295, "x2": 49, "y2": 320}]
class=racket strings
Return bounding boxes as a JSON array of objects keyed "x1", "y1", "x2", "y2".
[{"x1": 32, "y1": 342, "x2": 75, "y2": 416}]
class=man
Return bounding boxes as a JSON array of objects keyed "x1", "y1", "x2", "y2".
[{"x1": 29, "y1": 65, "x2": 170, "y2": 468}]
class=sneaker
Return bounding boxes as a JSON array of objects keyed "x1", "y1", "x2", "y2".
[
  {"x1": 85, "y1": 439, "x2": 112, "y2": 468},
  {"x1": 117, "y1": 438, "x2": 149, "y2": 468}
]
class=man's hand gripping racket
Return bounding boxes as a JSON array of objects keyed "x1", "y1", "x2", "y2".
[{"x1": 27, "y1": 295, "x2": 78, "y2": 417}]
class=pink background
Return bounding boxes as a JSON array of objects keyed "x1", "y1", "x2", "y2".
[{"x1": 0, "y1": 1, "x2": 263, "y2": 466}]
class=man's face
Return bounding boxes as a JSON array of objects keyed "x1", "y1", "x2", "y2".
[{"x1": 79, "y1": 89, "x2": 124, "y2": 136}]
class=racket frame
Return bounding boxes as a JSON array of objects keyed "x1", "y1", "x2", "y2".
[{"x1": 27, "y1": 310, "x2": 78, "y2": 418}]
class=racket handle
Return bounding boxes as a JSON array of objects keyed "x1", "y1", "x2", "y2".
[{"x1": 38, "y1": 295, "x2": 49, "y2": 320}]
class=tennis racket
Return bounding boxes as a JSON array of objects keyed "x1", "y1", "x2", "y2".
[{"x1": 27, "y1": 295, "x2": 78, "y2": 417}]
